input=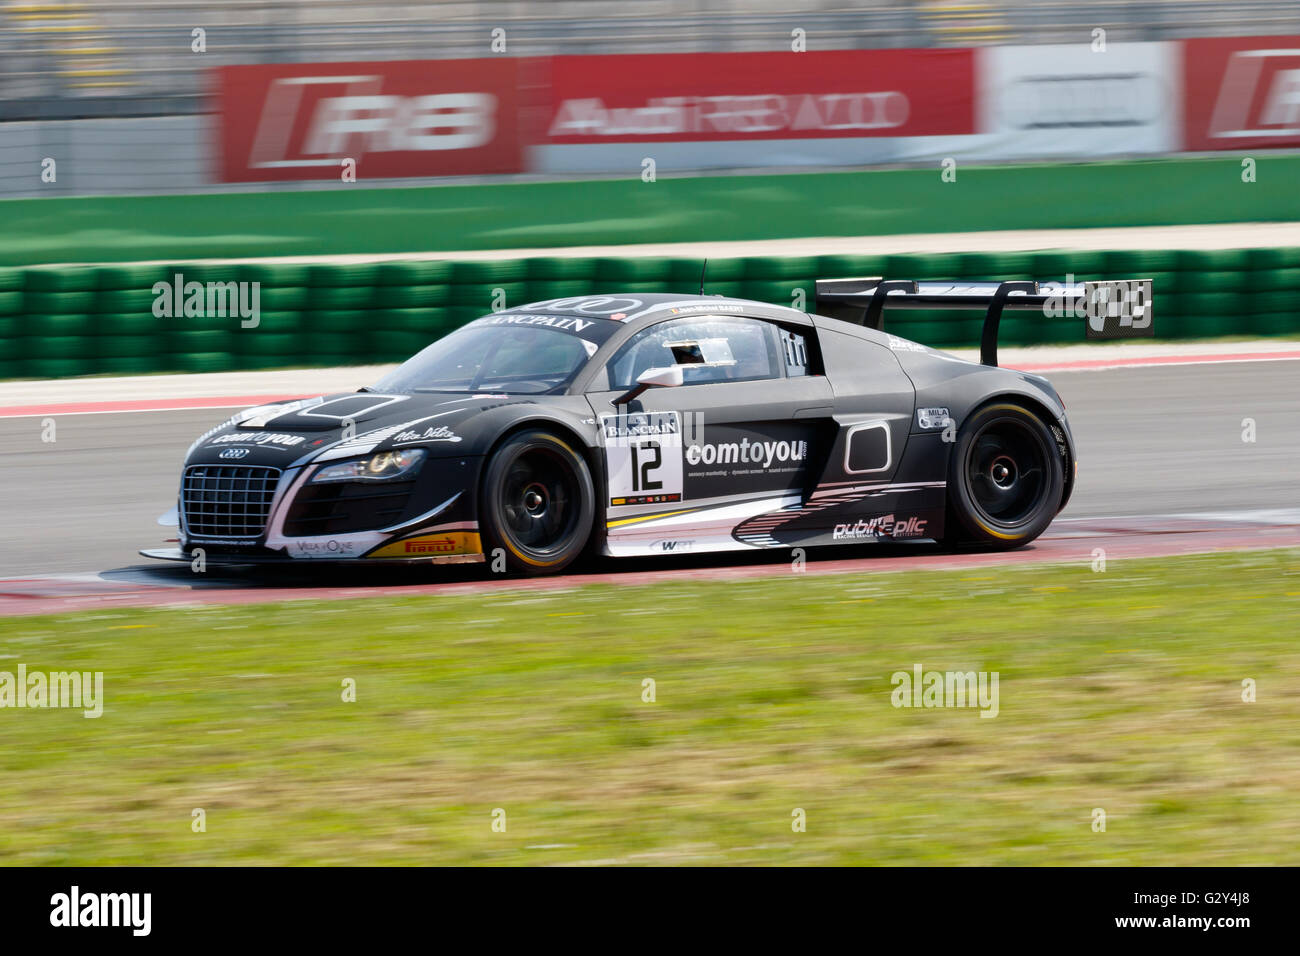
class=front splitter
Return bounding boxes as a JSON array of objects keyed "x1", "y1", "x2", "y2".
[{"x1": 139, "y1": 547, "x2": 483, "y2": 566}]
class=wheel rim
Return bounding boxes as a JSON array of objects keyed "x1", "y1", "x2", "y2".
[
  {"x1": 499, "y1": 446, "x2": 579, "y2": 555},
  {"x1": 964, "y1": 416, "x2": 1050, "y2": 528}
]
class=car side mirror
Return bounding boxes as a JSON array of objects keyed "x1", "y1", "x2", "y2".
[{"x1": 612, "y1": 365, "x2": 684, "y2": 405}]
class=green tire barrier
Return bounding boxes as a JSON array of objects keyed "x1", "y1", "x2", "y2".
[
  {"x1": 2, "y1": 156, "x2": 1300, "y2": 267},
  {"x1": 2, "y1": 246, "x2": 1298, "y2": 379}
]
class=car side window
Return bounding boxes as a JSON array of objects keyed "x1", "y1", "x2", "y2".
[{"x1": 607, "y1": 316, "x2": 782, "y2": 391}]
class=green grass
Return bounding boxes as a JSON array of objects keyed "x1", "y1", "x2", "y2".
[
  {"x1": 4, "y1": 156, "x2": 1300, "y2": 265},
  {"x1": 1, "y1": 549, "x2": 1298, "y2": 865}
]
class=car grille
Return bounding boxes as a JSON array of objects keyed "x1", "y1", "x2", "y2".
[{"x1": 182, "y1": 465, "x2": 281, "y2": 539}]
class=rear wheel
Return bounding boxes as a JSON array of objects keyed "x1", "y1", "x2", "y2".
[
  {"x1": 946, "y1": 402, "x2": 1065, "y2": 549},
  {"x1": 480, "y1": 430, "x2": 595, "y2": 574}
]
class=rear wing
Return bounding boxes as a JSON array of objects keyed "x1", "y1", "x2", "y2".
[{"x1": 814, "y1": 277, "x2": 1153, "y2": 367}]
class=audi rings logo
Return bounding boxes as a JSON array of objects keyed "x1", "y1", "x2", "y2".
[
  {"x1": 542, "y1": 296, "x2": 645, "y2": 316},
  {"x1": 1001, "y1": 73, "x2": 1167, "y2": 129},
  {"x1": 219, "y1": 448, "x2": 251, "y2": 459}
]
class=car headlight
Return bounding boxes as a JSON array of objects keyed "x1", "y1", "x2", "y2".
[{"x1": 310, "y1": 448, "x2": 427, "y2": 483}]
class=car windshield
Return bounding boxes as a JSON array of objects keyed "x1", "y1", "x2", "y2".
[{"x1": 373, "y1": 316, "x2": 615, "y2": 394}]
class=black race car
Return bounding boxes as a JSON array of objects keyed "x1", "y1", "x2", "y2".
[{"x1": 145, "y1": 276, "x2": 1136, "y2": 574}]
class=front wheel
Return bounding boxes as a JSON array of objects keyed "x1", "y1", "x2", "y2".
[
  {"x1": 480, "y1": 429, "x2": 596, "y2": 575},
  {"x1": 946, "y1": 402, "x2": 1065, "y2": 549}
]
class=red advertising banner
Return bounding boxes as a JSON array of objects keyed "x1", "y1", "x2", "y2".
[
  {"x1": 543, "y1": 50, "x2": 974, "y2": 142},
  {"x1": 1184, "y1": 36, "x2": 1300, "y2": 151},
  {"x1": 214, "y1": 59, "x2": 525, "y2": 182}
]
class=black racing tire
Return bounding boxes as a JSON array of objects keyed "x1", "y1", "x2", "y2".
[
  {"x1": 480, "y1": 429, "x2": 596, "y2": 575},
  {"x1": 945, "y1": 402, "x2": 1065, "y2": 550}
]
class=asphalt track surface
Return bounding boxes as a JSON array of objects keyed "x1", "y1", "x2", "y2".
[{"x1": 0, "y1": 360, "x2": 1296, "y2": 611}]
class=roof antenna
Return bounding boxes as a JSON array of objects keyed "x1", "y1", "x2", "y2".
[{"x1": 699, "y1": 258, "x2": 708, "y2": 296}]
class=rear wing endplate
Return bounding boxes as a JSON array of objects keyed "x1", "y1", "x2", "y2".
[{"x1": 814, "y1": 277, "x2": 1153, "y2": 367}]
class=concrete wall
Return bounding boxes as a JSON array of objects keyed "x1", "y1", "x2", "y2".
[{"x1": 0, "y1": 116, "x2": 210, "y2": 198}]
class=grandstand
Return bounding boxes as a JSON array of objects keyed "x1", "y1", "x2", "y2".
[{"x1": 2, "y1": 0, "x2": 1299, "y2": 112}]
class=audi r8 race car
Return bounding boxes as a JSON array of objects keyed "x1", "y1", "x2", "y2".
[{"x1": 144, "y1": 276, "x2": 1141, "y2": 574}]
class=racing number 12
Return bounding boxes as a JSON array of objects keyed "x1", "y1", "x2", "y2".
[{"x1": 630, "y1": 440, "x2": 663, "y2": 492}]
